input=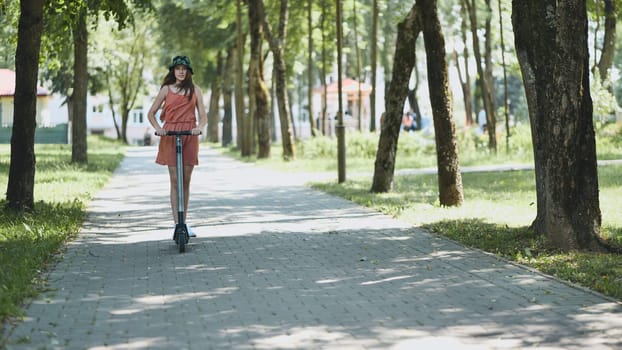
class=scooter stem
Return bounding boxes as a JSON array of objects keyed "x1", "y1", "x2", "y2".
[{"x1": 175, "y1": 134, "x2": 184, "y2": 224}]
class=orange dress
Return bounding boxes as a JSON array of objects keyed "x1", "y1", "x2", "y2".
[{"x1": 155, "y1": 87, "x2": 199, "y2": 166}]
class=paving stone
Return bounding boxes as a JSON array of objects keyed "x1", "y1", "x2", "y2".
[{"x1": 3, "y1": 146, "x2": 622, "y2": 350}]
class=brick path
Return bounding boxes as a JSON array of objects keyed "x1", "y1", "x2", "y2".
[{"x1": 4, "y1": 147, "x2": 622, "y2": 349}]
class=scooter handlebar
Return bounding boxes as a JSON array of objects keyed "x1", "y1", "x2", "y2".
[{"x1": 154, "y1": 130, "x2": 202, "y2": 136}]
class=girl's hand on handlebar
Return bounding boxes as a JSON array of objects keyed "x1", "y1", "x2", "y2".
[
  {"x1": 191, "y1": 127, "x2": 202, "y2": 135},
  {"x1": 155, "y1": 128, "x2": 167, "y2": 136}
]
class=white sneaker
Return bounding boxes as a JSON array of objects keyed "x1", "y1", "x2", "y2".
[
  {"x1": 173, "y1": 224, "x2": 196, "y2": 239},
  {"x1": 187, "y1": 225, "x2": 197, "y2": 237}
]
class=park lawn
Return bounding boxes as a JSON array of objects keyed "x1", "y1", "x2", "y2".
[{"x1": 0, "y1": 136, "x2": 125, "y2": 325}]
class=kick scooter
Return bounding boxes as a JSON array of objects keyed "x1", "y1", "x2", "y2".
[{"x1": 162, "y1": 130, "x2": 198, "y2": 253}]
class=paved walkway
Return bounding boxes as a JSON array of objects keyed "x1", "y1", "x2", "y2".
[{"x1": 4, "y1": 147, "x2": 622, "y2": 350}]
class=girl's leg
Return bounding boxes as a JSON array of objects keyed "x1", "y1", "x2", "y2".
[
  {"x1": 182, "y1": 165, "x2": 194, "y2": 222},
  {"x1": 167, "y1": 166, "x2": 179, "y2": 224}
]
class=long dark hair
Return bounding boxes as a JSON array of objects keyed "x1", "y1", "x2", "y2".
[{"x1": 161, "y1": 69, "x2": 195, "y2": 101}]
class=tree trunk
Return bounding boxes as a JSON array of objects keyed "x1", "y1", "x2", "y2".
[
  {"x1": 597, "y1": 0, "x2": 616, "y2": 83},
  {"x1": 465, "y1": 0, "x2": 496, "y2": 151},
  {"x1": 271, "y1": 71, "x2": 277, "y2": 142},
  {"x1": 369, "y1": 0, "x2": 378, "y2": 132},
  {"x1": 407, "y1": 44, "x2": 422, "y2": 130},
  {"x1": 121, "y1": 107, "x2": 129, "y2": 144},
  {"x1": 307, "y1": 0, "x2": 317, "y2": 137},
  {"x1": 117, "y1": 36, "x2": 144, "y2": 145},
  {"x1": 248, "y1": 0, "x2": 270, "y2": 158},
  {"x1": 6, "y1": 0, "x2": 45, "y2": 211},
  {"x1": 458, "y1": 0, "x2": 474, "y2": 127},
  {"x1": 352, "y1": 0, "x2": 363, "y2": 131},
  {"x1": 483, "y1": 0, "x2": 497, "y2": 148},
  {"x1": 498, "y1": 0, "x2": 510, "y2": 151},
  {"x1": 222, "y1": 46, "x2": 235, "y2": 147},
  {"x1": 236, "y1": 0, "x2": 247, "y2": 153},
  {"x1": 262, "y1": 0, "x2": 295, "y2": 160},
  {"x1": 320, "y1": 0, "x2": 328, "y2": 136},
  {"x1": 419, "y1": 0, "x2": 464, "y2": 206},
  {"x1": 71, "y1": 5, "x2": 88, "y2": 164},
  {"x1": 512, "y1": 0, "x2": 604, "y2": 252},
  {"x1": 105, "y1": 72, "x2": 122, "y2": 140},
  {"x1": 371, "y1": 3, "x2": 421, "y2": 193},
  {"x1": 207, "y1": 51, "x2": 223, "y2": 143}
]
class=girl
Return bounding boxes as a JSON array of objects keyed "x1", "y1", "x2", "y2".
[{"x1": 147, "y1": 55, "x2": 207, "y2": 237}]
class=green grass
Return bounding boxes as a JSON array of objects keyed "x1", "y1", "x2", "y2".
[
  {"x1": 0, "y1": 136, "x2": 125, "y2": 325},
  {"x1": 219, "y1": 123, "x2": 622, "y2": 174},
  {"x1": 218, "y1": 123, "x2": 622, "y2": 301}
]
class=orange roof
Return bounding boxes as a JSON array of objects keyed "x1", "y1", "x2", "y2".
[
  {"x1": 0, "y1": 69, "x2": 49, "y2": 97},
  {"x1": 315, "y1": 78, "x2": 372, "y2": 93}
]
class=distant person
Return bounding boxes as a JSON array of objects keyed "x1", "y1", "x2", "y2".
[
  {"x1": 402, "y1": 112, "x2": 415, "y2": 132},
  {"x1": 147, "y1": 55, "x2": 207, "y2": 237},
  {"x1": 478, "y1": 108, "x2": 487, "y2": 131},
  {"x1": 143, "y1": 128, "x2": 152, "y2": 146}
]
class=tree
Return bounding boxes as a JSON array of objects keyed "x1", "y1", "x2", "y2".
[
  {"x1": 371, "y1": 3, "x2": 420, "y2": 192},
  {"x1": 407, "y1": 45, "x2": 422, "y2": 131},
  {"x1": 369, "y1": 0, "x2": 378, "y2": 132},
  {"x1": 498, "y1": 0, "x2": 510, "y2": 151},
  {"x1": 44, "y1": 0, "x2": 141, "y2": 163},
  {"x1": 454, "y1": 0, "x2": 474, "y2": 127},
  {"x1": 222, "y1": 45, "x2": 235, "y2": 147},
  {"x1": 207, "y1": 51, "x2": 223, "y2": 143},
  {"x1": 464, "y1": 0, "x2": 497, "y2": 151},
  {"x1": 319, "y1": 0, "x2": 330, "y2": 135},
  {"x1": 71, "y1": 2, "x2": 88, "y2": 163},
  {"x1": 236, "y1": 0, "x2": 249, "y2": 154},
  {"x1": 512, "y1": 0, "x2": 605, "y2": 251},
  {"x1": 306, "y1": 0, "x2": 318, "y2": 137},
  {"x1": 419, "y1": 0, "x2": 464, "y2": 206},
  {"x1": 261, "y1": 0, "x2": 296, "y2": 160},
  {"x1": 596, "y1": 0, "x2": 616, "y2": 84},
  {"x1": 6, "y1": 0, "x2": 46, "y2": 211},
  {"x1": 306, "y1": 0, "x2": 317, "y2": 137},
  {"x1": 248, "y1": 0, "x2": 270, "y2": 158},
  {"x1": 351, "y1": 0, "x2": 363, "y2": 132},
  {"x1": 92, "y1": 16, "x2": 152, "y2": 144}
]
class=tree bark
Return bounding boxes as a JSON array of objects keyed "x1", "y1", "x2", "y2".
[
  {"x1": 498, "y1": 0, "x2": 510, "y2": 151},
  {"x1": 7, "y1": 0, "x2": 45, "y2": 211},
  {"x1": 419, "y1": 0, "x2": 464, "y2": 207},
  {"x1": 248, "y1": 0, "x2": 270, "y2": 158},
  {"x1": 262, "y1": 0, "x2": 295, "y2": 160},
  {"x1": 208, "y1": 51, "x2": 223, "y2": 143},
  {"x1": 597, "y1": 0, "x2": 616, "y2": 83},
  {"x1": 222, "y1": 46, "x2": 235, "y2": 147},
  {"x1": 319, "y1": 0, "x2": 328, "y2": 135},
  {"x1": 71, "y1": 5, "x2": 88, "y2": 164},
  {"x1": 407, "y1": 45, "x2": 422, "y2": 130},
  {"x1": 465, "y1": 0, "x2": 496, "y2": 151},
  {"x1": 371, "y1": 3, "x2": 420, "y2": 193},
  {"x1": 352, "y1": 0, "x2": 363, "y2": 132},
  {"x1": 235, "y1": 0, "x2": 247, "y2": 153},
  {"x1": 307, "y1": 0, "x2": 317, "y2": 137},
  {"x1": 369, "y1": 0, "x2": 378, "y2": 132},
  {"x1": 458, "y1": 0, "x2": 474, "y2": 126},
  {"x1": 512, "y1": 0, "x2": 604, "y2": 251}
]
